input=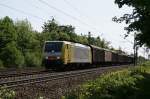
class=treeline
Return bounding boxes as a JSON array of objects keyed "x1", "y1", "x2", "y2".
[{"x1": 0, "y1": 16, "x2": 111, "y2": 68}]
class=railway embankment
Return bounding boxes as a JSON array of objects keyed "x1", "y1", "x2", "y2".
[
  {"x1": 0, "y1": 65, "x2": 128, "y2": 99},
  {"x1": 63, "y1": 65, "x2": 150, "y2": 99}
]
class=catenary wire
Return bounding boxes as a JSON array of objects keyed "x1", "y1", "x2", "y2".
[
  {"x1": 0, "y1": 3, "x2": 45, "y2": 21},
  {"x1": 63, "y1": 0, "x2": 96, "y2": 25},
  {"x1": 38, "y1": 0, "x2": 100, "y2": 32}
]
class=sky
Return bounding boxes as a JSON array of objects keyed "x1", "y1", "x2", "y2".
[{"x1": 0, "y1": 0, "x2": 147, "y2": 57}]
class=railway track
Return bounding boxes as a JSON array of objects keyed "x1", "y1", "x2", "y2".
[
  {"x1": 0, "y1": 65, "x2": 129, "y2": 88},
  {"x1": 0, "y1": 68, "x2": 47, "y2": 79}
]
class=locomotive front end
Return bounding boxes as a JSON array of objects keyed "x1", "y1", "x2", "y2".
[{"x1": 43, "y1": 41, "x2": 64, "y2": 69}]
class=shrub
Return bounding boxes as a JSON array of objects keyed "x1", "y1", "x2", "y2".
[
  {"x1": 25, "y1": 52, "x2": 42, "y2": 67},
  {"x1": 139, "y1": 61, "x2": 150, "y2": 67},
  {"x1": 64, "y1": 66, "x2": 150, "y2": 99},
  {"x1": 0, "y1": 42, "x2": 25, "y2": 68}
]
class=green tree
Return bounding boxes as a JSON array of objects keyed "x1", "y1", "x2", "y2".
[
  {"x1": 0, "y1": 42, "x2": 24, "y2": 68},
  {"x1": 41, "y1": 18, "x2": 59, "y2": 41},
  {"x1": 87, "y1": 31, "x2": 93, "y2": 44},
  {"x1": 113, "y1": 0, "x2": 150, "y2": 47},
  {"x1": 42, "y1": 18, "x2": 58, "y2": 33},
  {"x1": 59, "y1": 25, "x2": 75, "y2": 35},
  {"x1": 41, "y1": 19, "x2": 76, "y2": 42},
  {"x1": 15, "y1": 20, "x2": 40, "y2": 53},
  {"x1": 15, "y1": 20, "x2": 42, "y2": 67},
  {"x1": 42, "y1": 18, "x2": 111, "y2": 49},
  {"x1": 59, "y1": 25, "x2": 77, "y2": 42},
  {"x1": 0, "y1": 16, "x2": 17, "y2": 50},
  {"x1": 24, "y1": 52, "x2": 41, "y2": 67},
  {"x1": 58, "y1": 31, "x2": 70, "y2": 41},
  {"x1": 0, "y1": 16, "x2": 42, "y2": 68},
  {"x1": 100, "y1": 38, "x2": 110, "y2": 48},
  {"x1": 0, "y1": 16, "x2": 24, "y2": 67},
  {"x1": 77, "y1": 34, "x2": 88, "y2": 44}
]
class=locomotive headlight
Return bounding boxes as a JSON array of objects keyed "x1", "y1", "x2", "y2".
[
  {"x1": 57, "y1": 57, "x2": 60, "y2": 59},
  {"x1": 45, "y1": 56, "x2": 48, "y2": 59}
]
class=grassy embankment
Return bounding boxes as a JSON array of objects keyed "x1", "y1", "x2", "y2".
[
  {"x1": 1, "y1": 61, "x2": 150, "y2": 99},
  {"x1": 63, "y1": 61, "x2": 150, "y2": 99}
]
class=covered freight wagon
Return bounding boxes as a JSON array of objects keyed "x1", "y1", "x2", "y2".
[
  {"x1": 111, "y1": 52, "x2": 118, "y2": 64},
  {"x1": 104, "y1": 49, "x2": 119, "y2": 65},
  {"x1": 90, "y1": 45, "x2": 105, "y2": 64},
  {"x1": 104, "y1": 49, "x2": 112, "y2": 63},
  {"x1": 118, "y1": 54, "x2": 128, "y2": 64}
]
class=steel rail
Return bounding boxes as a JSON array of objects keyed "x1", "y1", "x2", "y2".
[
  {"x1": 0, "y1": 66, "x2": 128, "y2": 88},
  {"x1": 0, "y1": 69, "x2": 48, "y2": 79}
]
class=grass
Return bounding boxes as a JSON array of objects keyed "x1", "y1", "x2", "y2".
[
  {"x1": 63, "y1": 65, "x2": 150, "y2": 99},
  {"x1": 0, "y1": 86, "x2": 15, "y2": 99}
]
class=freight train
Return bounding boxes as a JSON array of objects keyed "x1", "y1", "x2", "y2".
[{"x1": 42, "y1": 41, "x2": 134, "y2": 70}]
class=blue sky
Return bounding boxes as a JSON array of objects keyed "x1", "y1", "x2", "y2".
[{"x1": 0, "y1": 0, "x2": 146, "y2": 56}]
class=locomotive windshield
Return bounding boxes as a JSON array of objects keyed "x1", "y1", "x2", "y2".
[{"x1": 44, "y1": 42, "x2": 63, "y2": 53}]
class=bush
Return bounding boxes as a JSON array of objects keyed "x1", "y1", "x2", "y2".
[
  {"x1": 139, "y1": 61, "x2": 150, "y2": 67},
  {"x1": 0, "y1": 42, "x2": 25, "y2": 68},
  {"x1": 64, "y1": 66, "x2": 150, "y2": 99},
  {"x1": 25, "y1": 52, "x2": 42, "y2": 67}
]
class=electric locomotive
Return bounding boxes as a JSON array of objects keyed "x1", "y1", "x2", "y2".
[{"x1": 42, "y1": 41, "x2": 91, "y2": 69}]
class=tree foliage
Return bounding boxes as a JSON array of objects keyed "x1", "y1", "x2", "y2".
[
  {"x1": 0, "y1": 42, "x2": 25, "y2": 68},
  {"x1": 0, "y1": 16, "x2": 41, "y2": 68},
  {"x1": 113, "y1": 0, "x2": 150, "y2": 47},
  {"x1": 41, "y1": 19, "x2": 111, "y2": 48}
]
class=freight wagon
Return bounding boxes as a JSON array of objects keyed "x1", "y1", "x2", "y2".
[{"x1": 90, "y1": 45, "x2": 105, "y2": 64}]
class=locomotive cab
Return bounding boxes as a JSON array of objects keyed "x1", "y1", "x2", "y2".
[{"x1": 43, "y1": 41, "x2": 64, "y2": 68}]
